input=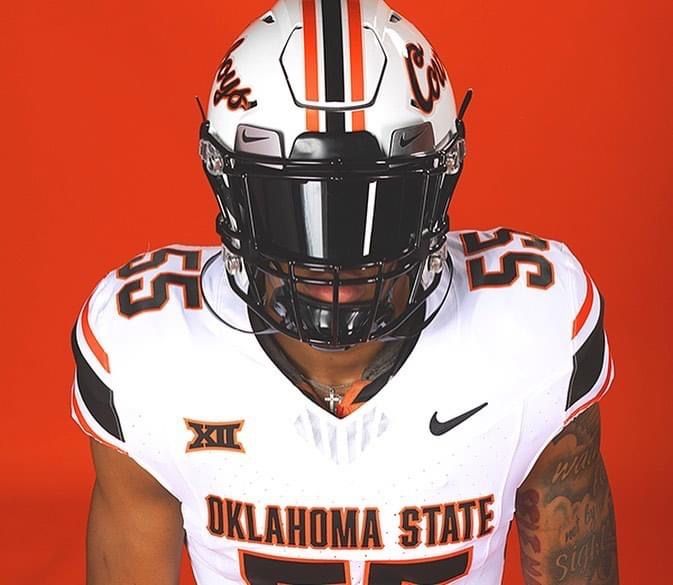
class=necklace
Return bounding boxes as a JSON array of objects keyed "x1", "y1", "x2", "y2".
[
  {"x1": 324, "y1": 388, "x2": 342, "y2": 413},
  {"x1": 300, "y1": 376, "x2": 352, "y2": 413}
]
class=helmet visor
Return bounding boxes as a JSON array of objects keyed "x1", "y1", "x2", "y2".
[{"x1": 246, "y1": 174, "x2": 429, "y2": 265}]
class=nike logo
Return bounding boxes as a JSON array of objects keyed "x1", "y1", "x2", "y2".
[
  {"x1": 429, "y1": 402, "x2": 488, "y2": 436},
  {"x1": 241, "y1": 129, "x2": 269, "y2": 143},
  {"x1": 399, "y1": 129, "x2": 424, "y2": 149}
]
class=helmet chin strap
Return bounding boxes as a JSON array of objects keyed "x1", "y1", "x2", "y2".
[{"x1": 270, "y1": 284, "x2": 396, "y2": 350}]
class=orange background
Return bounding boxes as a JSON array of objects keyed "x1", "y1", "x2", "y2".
[{"x1": 2, "y1": 0, "x2": 672, "y2": 582}]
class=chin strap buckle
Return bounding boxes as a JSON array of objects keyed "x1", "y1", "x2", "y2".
[
  {"x1": 446, "y1": 138, "x2": 466, "y2": 175},
  {"x1": 420, "y1": 239, "x2": 449, "y2": 289},
  {"x1": 200, "y1": 139, "x2": 226, "y2": 176},
  {"x1": 222, "y1": 245, "x2": 242, "y2": 274},
  {"x1": 427, "y1": 240, "x2": 449, "y2": 274}
]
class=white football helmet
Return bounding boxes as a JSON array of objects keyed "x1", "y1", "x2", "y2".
[{"x1": 199, "y1": 0, "x2": 471, "y2": 349}]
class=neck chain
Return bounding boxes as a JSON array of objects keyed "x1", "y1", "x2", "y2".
[{"x1": 300, "y1": 376, "x2": 353, "y2": 413}]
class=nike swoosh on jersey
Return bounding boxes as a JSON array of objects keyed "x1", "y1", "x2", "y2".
[{"x1": 429, "y1": 402, "x2": 489, "y2": 436}]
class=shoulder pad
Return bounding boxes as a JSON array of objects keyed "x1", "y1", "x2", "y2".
[
  {"x1": 71, "y1": 269, "x2": 126, "y2": 453},
  {"x1": 449, "y1": 228, "x2": 614, "y2": 421},
  {"x1": 558, "y1": 243, "x2": 614, "y2": 423},
  {"x1": 70, "y1": 245, "x2": 216, "y2": 454}
]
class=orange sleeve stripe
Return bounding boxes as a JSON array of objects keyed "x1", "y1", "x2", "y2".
[
  {"x1": 302, "y1": 0, "x2": 320, "y2": 131},
  {"x1": 72, "y1": 385, "x2": 127, "y2": 454},
  {"x1": 564, "y1": 357, "x2": 613, "y2": 424},
  {"x1": 81, "y1": 298, "x2": 110, "y2": 372},
  {"x1": 572, "y1": 269, "x2": 594, "y2": 339}
]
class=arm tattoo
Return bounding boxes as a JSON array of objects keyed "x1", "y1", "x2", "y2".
[{"x1": 515, "y1": 405, "x2": 619, "y2": 584}]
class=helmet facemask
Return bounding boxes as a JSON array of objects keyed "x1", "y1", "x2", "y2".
[{"x1": 199, "y1": 121, "x2": 465, "y2": 350}]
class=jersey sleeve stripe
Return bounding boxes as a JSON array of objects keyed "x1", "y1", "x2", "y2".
[
  {"x1": 71, "y1": 383, "x2": 127, "y2": 455},
  {"x1": 566, "y1": 297, "x2": 606, "y2": 410},
  {"x1": 81, "y1": 298, "x2": 110, "y2": 373},
  {"x1": 71, "y1": 327, "x2": 125, "y2": 442},
  {"x1": 565, "y1": 355, "x2": 614, "y2": 424},
  {"x1": 572, "y1": 269, "x2": 595, "y2": 339}
]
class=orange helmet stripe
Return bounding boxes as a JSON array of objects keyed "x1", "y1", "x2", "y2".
[
  {"x1": 302, "y1": 0, "x2": 320, "y2": 131},
  {"x1": 347, "y1": 0, "x2": 365, "y2": 130}
]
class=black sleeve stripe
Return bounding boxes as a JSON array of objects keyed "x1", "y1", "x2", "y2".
[
  {"x1": 71, "y1": 326, "x2": 125, "y2": 442},
  {"x1": 566, "y1": 294, "x2": 607, "y2": 410}
]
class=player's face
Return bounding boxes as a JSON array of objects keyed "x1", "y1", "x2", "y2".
[
  {"x1": 294, "y1": 264, "x2": 393, "y2": 304},
  {"x1": 262, "y1": 261, "x2": 411, "y2": 316}
]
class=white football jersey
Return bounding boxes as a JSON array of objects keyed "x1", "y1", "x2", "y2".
[{"x1": 71, "y1": 228, "x2": 613, "y2": 585}]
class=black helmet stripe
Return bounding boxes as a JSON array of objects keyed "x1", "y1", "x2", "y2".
[{"x1": 321, "y1": 0, "x2": 346, "y2": 132}]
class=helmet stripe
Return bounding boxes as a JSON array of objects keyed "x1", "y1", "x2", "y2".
[
  {"x1": 302, "y1": 0, "x2": 320, "y2": 131},
  {"x1": 347, "y1": 0, "x2": 365, "y2": 130},
  {"x1": 321, "y1": 0, "x2": 346, "y2": 132}
]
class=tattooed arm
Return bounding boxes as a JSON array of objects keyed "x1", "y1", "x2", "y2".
[{"x1": 515, "y1": 404, "x2": 619, "y2": 585}]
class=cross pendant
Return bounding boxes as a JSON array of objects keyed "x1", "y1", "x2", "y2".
[{"x1": 324, "y1": 388, "x2": 342, "y2": 413}]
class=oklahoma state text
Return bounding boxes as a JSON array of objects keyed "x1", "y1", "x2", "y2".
[{"x1": 206, "y1": 495, "x2": 495, "y2": 550}]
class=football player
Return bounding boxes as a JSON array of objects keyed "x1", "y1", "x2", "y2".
[{"x1": 72, "y1": 0, "x2": 619, "y2": 583}]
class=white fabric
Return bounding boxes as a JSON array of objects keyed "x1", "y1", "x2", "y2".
[{"x1": 72, "y1": 229, "x2": 613, "y2": 584}]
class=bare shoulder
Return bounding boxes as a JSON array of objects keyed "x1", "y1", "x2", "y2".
[{"x1": 515, "y1": 405, "x2": 619, "y2": 584}]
